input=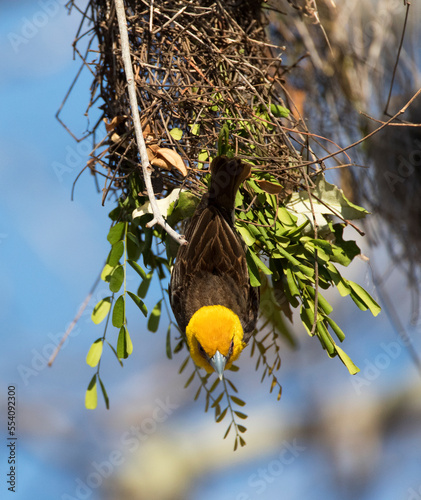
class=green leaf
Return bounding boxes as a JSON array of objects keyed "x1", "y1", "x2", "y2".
[
  {"x1": 197, "y1": 149, "x2": 208, "y2": 167},
  {"x1": 348, "y1": 281, "x2": 381, "y2": 316},
  {"x1": 132, "y1": 189, "x2": 181, "y2": 220},
  {"x1": 112, "y1": 295, "x2": 125, "y2": 328},
  {"x1": 349, "y1": 289, "x2": 368, "y2": 311},
  {"x1": 335, "y1": 345, "x2": 360, "y2": 375},
  {"x1": 286, "y1": 175, "x2": 369, "y2": 232},
  {"x1": 127, "y1": 291, "x2": 148, "y2": 317},
  {"x1": 189, "y1": 123, "x2": 200, "y2": 136},
  {"x1": 108, "y1": 206, "x2": 122, "y2": 221},
  {"x1": 305, "y1": 286, "x2": 333, "y2": 315},
  {"x1": 218, "y1": 124, "x2": 230, "y2": 156},
  {"x1": 166, "y1": 324, "x2": 172, "y2": 359},
  {"x1": 109, "y1": 265, "x2": 124, "y2": 293},
  {"x1": 107, "y1": 222, "x2": 125, "y2": 244},
  {"x1": 184, "y1": 371, "x2": 195, "y2": 388},
  {"x1": 85, "y1": 375, "x2": 98, "y2": 410},
  {"x1": 270, "y1": 104, "x2": 290, "y2": 118},
  {"x1": 226, "y1": 379, "x2": 238, "y2": 393},
  {"x1": 209, "y1": 377, "x2": 220, "y2": 393},
  {"x1": 167, "y1": 191, "x2": 200, "y2": 226},
  {"x1": 179, "y1": 355, "x2": 190, "y2": 374},
  {"x1": 126, "y1": 232, "x2": 141, "y2": 261},
  {"x1": 169, "y1": 127, "x2": 183, "y2": 140},
  {"x1": 336, "y1": 277, "x2": 351, "y2": 297},
  {"x1": 330, "y1": 224, "x2": 361, "y2": 266},
  {"x1": 285, "y1": 266, "x2": 300, "y2": 297},
  {"x1": 216, "y1": 407, "x2": 228, "y2": 423},
  {"x1": 223, "y1": 423, "x2": 232, "y2": 439},
  {"x1": 236, "y1": 224, "x2": 256, "y2": 246},
  {"x1": 117, "y1": 325, "x2": 133, "y2": 359},
  {"x1": 137, "y1": 271, "x2": 153, "y2": 299},
  {"x1": 127, "y1": 259, "x2": 147, "y2": 280},
  {"x1": 248, "y1": 250, "x2": 272, "y2": 275},
  {"x1": 326, "y1": 316, "x2": 346, "y2": 342},
  {"x1": 211, "y1": 392, "x2": 224, "y2": 407},
  {"x1": 230, "y1": 396, "x2": 246, "y2": 407},
  {"x1": 107, "y1": 240, "x2": 124, "y2": 267},
  {"x1": 234, "y1": 411, "x2": 248, "y2": 420},
  {"x1": 284, "y1": 219, "x2": 310, "y2": 239},
  {"x1": 101, "y1": 263, "x2": 114, "y2": 283},
  {"x1": 300, "y1": 305, "x2": 315, "y2": 336},
  {"x1": 91, "y1": 297, "x2": 112, "y2": 325},
  {"x1": 106, "y1": 340, "x2": 123, "y2": 367},
  {"x1": 259, "y1": 274, "x2": 296, "y2": 347},
  {"x1": 316, "y1": 321, "x2": 335, "y2": 355},
  {"x1": 127, "y1": 231, "x2": 140, "y2": 247},
  {"x1": 246, "y1": 250, "x2": 261, "y2": 287},
  {"x1": 147, "y1": 299, "x2": 162, "y2": 332},
  {"x1": 277, "y1": 206, "x2": 297, "y2": 227},
  {"x1": 98, "y1": 376, "x2": 110, "y2": 410},
  {"x1": 86, "y1": 339, "x2": 103, "y2": 367}
]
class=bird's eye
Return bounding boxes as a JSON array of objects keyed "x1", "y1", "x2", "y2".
[
  {"x1": 228, "y1": 340, "x2": 234, "y2": 358},
  {"x1": 197, "y1": 343, "x2": 207, "y2": 358}
]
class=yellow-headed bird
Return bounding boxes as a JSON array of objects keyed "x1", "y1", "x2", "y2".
[{"x1": 169, "y1": 156, "x2": 260, "y2": 378}]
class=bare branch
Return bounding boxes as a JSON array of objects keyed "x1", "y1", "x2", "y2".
[
  {"x1": 114, "y1": 0, "x2": 187, "y2": 245},
  {"x1": 48, "y1": 272, "x2": 102, "y2": 367}
]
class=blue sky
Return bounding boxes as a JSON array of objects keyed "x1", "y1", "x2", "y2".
[{"x1": 1, "y1": 2, "x2": 421, "y2": 500}]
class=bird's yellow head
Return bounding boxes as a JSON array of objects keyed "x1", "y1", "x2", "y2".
[{"x1": 185, "y1": 305, "x2": 246, "y2": 378}]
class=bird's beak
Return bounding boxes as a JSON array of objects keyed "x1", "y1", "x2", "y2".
[{"x1": 210, "y1": 350, "x2": 227, "y2": 380}]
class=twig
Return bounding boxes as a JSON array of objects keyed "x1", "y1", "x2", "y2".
[
  {"x1": 302, "y1": 168, "x2": 319, "y2": 336},
  {"x1": 48, "y1": 272, "x2": 102, "y2": 367},
  {"x1": 360, "y1": 111, "x2": 421, "y2": 127},
  {"x1": 384, "y1": 2, "x2": 411, "y2": 116},
  {"x1": 114, "y1": 0, "x2": 187, "y2": 245},
  {"x1": 296, "y1": 88, "x2": 421, "y2": 168},
  {"x1": 310, "y1": 192, "x2": 365, "y2": 236}
]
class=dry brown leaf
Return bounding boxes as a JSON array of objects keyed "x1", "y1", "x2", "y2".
[
  {"x1": 151, "y1": 157, "x2": 172, "y2": 170},
  {"x1": 154, "y1": 148, "x2": 188, "y2": 177},
  {"x1": 256, "y1": 179, "x2": 285, "y2": 194},
  {"x1": 104, "y1": 115, "x2": 126, "y2": 133},
  {"x1": 110, "y1": 132, "x2": 121, "y2": 143},
  {"x1": 141, "y1": 119, "x2": 156, "y2": 143},
  {"x1": 146, "y1": 145, "x2": 159, "y2": 163}
]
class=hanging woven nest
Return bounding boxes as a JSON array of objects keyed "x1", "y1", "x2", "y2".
[{"x1": 65, "y1": 0, "x2": 322, "y2": 205}]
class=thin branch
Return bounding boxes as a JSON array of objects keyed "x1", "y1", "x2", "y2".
[
  {"x1": 384, "y1": 1, "x2": 411, "y2": 116},
  {"x1": 302, "y1": 168, "x2": 319, "y2": 336},
  {"x1": 296, "y1": 88, "x2": 421, "y2": 168},
  {"x1": 48, "y1": 272, "x2": 102, "y2": 367},
  {"x1": 114, "y1": 0, "x2": 187, "y2": 245}
]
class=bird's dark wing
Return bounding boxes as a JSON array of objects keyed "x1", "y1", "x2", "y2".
[{"x1": 170, "y1": 198, "x2": 259, "y2": 341}]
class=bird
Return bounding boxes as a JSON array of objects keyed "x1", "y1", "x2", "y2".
[{"x1": 169, "y1": 156, "x2": 260, "y2": 379}]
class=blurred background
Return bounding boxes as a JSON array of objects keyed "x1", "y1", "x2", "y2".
[{"x1": 1, "y1": 1, "x2": 421, "y2": 499}]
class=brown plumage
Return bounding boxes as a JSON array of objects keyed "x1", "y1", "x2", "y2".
[{"x1": 169, "y1": 156, "x2": 260, "y2": 375}]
